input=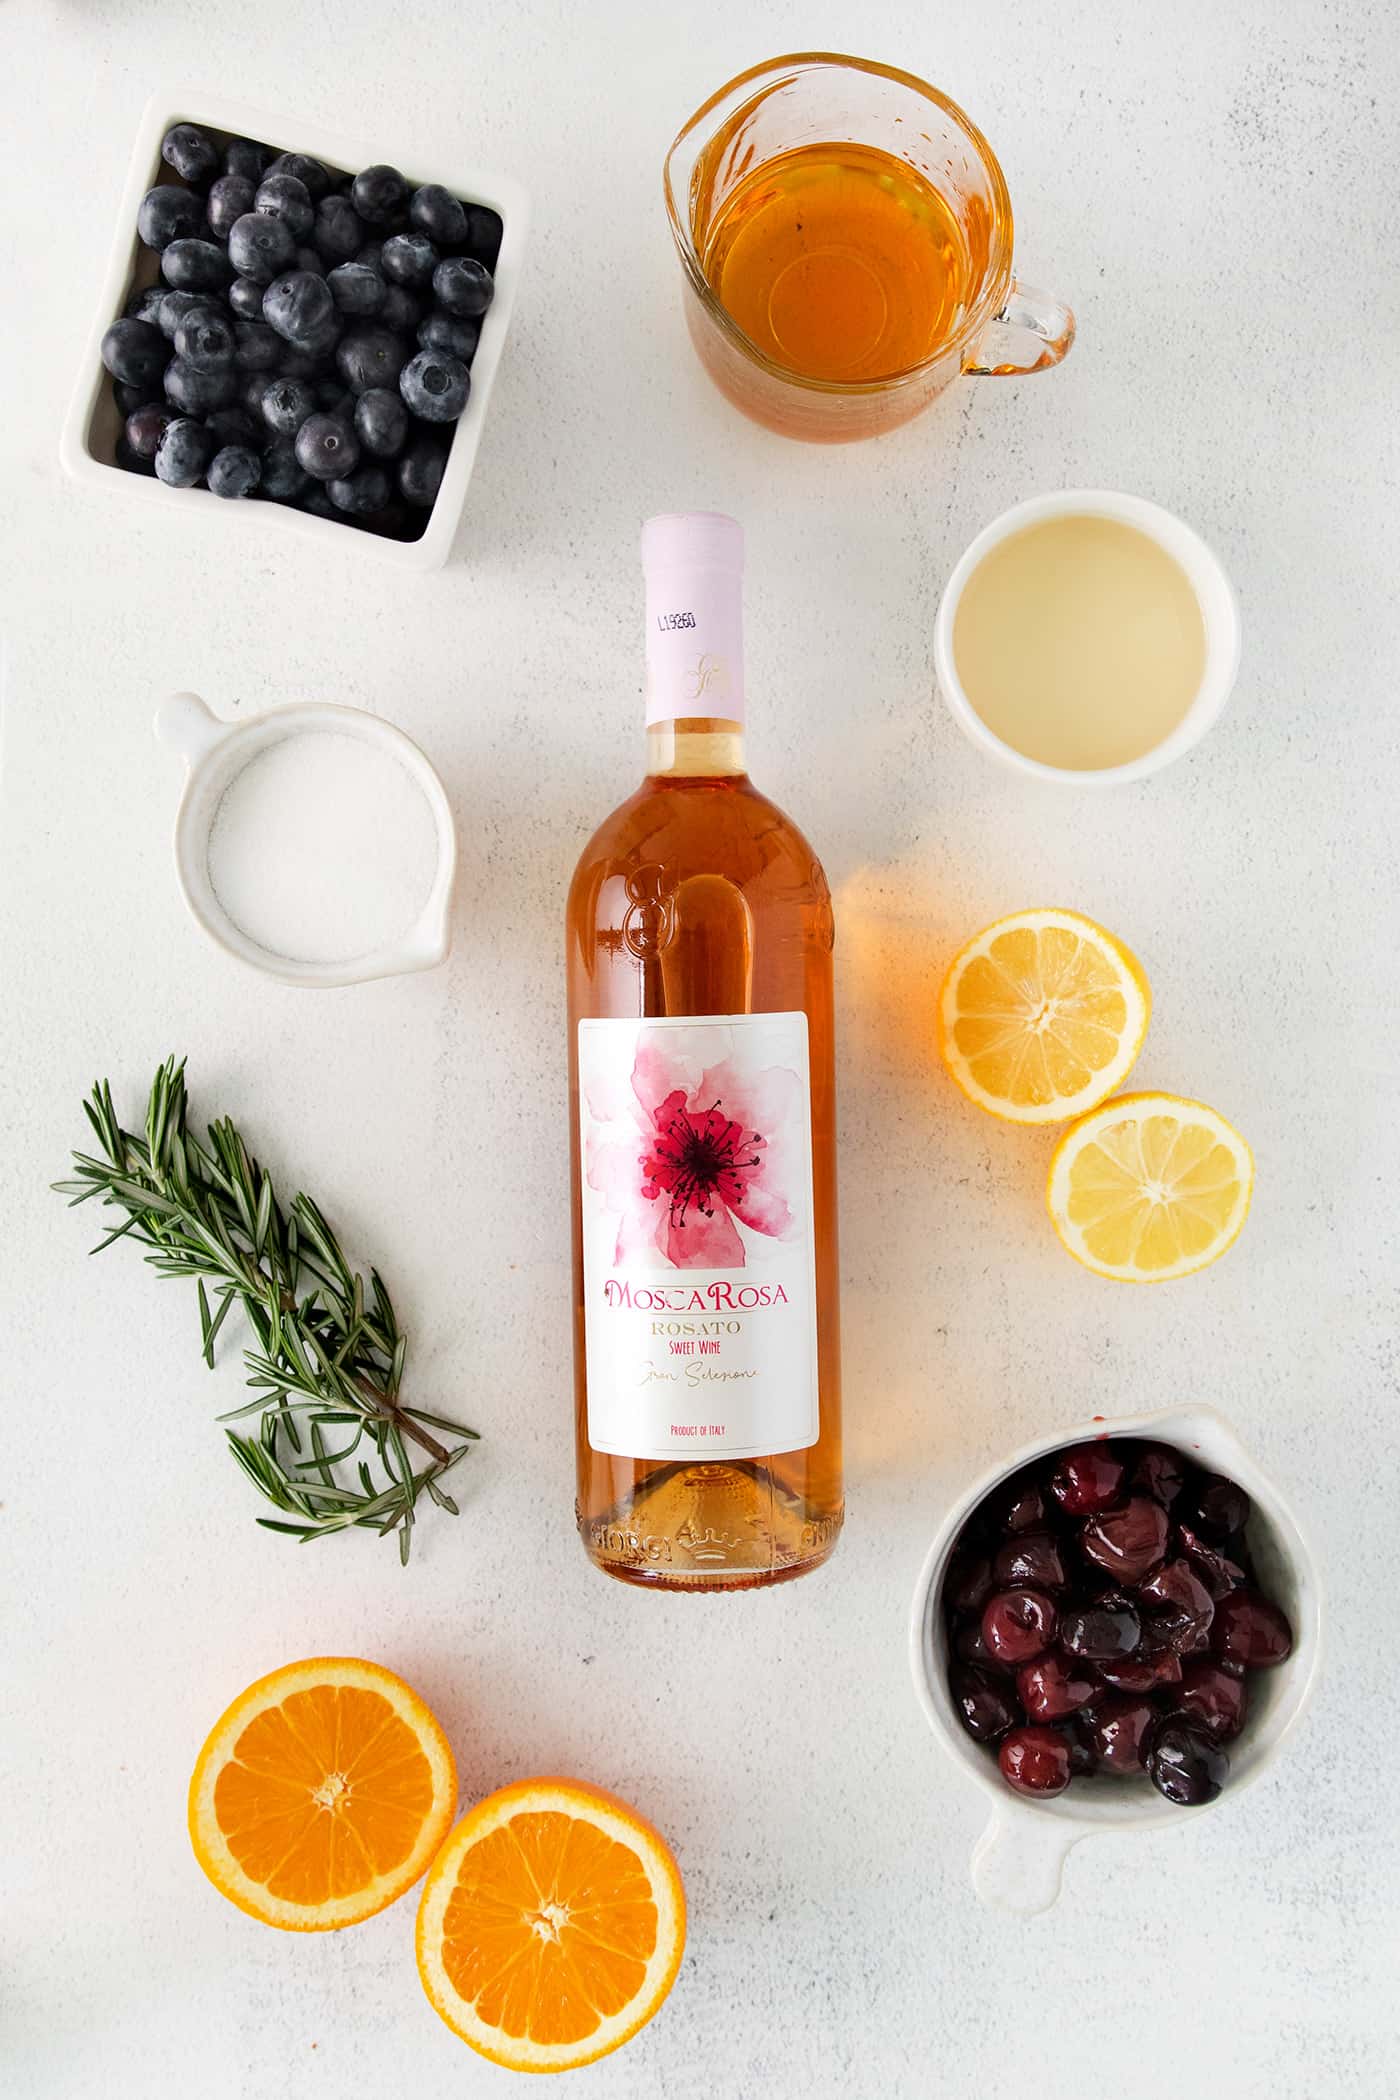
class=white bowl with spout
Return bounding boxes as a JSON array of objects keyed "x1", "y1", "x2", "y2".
[
  {"x1": 908, "y1": 1405, "x2": 1323, "y2": 1914},
  {"x1": 156, "y1": 690, "x2": 456, "y2": 988}
]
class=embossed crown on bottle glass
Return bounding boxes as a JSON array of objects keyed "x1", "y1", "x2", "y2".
[{"x1": 567, "y1": 513, "x2": 843, "y2": 1589}]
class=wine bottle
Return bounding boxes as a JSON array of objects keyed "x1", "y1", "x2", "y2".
[{"x1": 567, "y1": 512, "x2": 843, "y2": 1590}]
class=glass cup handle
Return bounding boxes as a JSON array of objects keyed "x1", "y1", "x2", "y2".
[{"x1": 964, "y1": 280, "x2": 1076, "y2": 377}]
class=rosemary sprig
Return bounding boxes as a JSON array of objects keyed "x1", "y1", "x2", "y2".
[{"x1": 53, "y1": 1057, "x2": 477, "y2": 1564}]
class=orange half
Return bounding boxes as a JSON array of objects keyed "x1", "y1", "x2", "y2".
[
  {"x1": 416, "y1": 1777, "x2": 686, "y2": 2074},
  {"x1": 188, "y1": 1656, "x2": 457, "y2": 1931}
]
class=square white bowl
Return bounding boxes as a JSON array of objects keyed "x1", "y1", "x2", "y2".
[{"x1": 59, "y1": 89, "x2": 529, "y2": 572}]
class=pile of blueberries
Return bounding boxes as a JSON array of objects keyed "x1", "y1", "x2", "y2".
[
  {"x1": 941, "y1": 1437, "x2": 1295, "y2": 1806},
  {"x1": 99, "y1": 122, "x2": 502, "y2": 538}
]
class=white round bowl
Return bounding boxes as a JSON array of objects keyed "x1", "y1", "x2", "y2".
[
  {"x1": 155, "y1": 690, "x2": 457, "y2": 988},
  {"x1": 908, "y1": 1404, "x2": 1322, "y2": 1914},
  {"x1": 933, "y1": 489, "x2": 1241, "y2": 786}
]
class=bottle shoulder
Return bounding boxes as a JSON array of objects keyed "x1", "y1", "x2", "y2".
[{"x1": 568, "y1": 773, "x2": 827, "y2": 902}]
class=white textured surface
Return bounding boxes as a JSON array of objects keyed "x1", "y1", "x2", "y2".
[{"x1": 2, "y1": 2, "x2": 1397, "y2": 2094}]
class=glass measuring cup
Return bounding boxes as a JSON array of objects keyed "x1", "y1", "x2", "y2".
[{"x1": 664, "y1": 52, "x2": 1075, "y2": 442}]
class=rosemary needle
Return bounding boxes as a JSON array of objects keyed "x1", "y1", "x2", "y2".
[{"x1": 53, "y1": 1056, "x2": 477, "y2": 1565}]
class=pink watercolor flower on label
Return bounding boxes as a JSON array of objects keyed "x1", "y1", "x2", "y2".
[{"x1": 585, "y1": 1029, "x2": 803, "y2": 1269}]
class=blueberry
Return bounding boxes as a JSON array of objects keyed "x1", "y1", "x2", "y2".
[
  {"x1": 157, "y1": 289, "x2": 222, "y2": 340},
  {"x1": 354, "y1": 386, "x2": 408, "y2": 458},
  {"x1": 399, "y1": 348, "x2": 469, "y2": 422},
  {"x1": 295, "y1": 245, "x2": 327, "y2": 276},
  {"x1": 205, "y1": 406, "x2": 260, "y2": 451},
  {"x1": 432, "y1": 256, "x2": 493, "y2": 319},
  {"x1": 206, "y1": 174, "x2": 255, "y2": 239},
  {"x1": 124, "y1": 284, "x2": 169, "y2": 325},
  {"x1": 100, "y1": 318, "x2": 169, "y2": 389},
  {"x1": 232, "y1": 319, "x2": 282, "y2": 371},
  {"x1": 115, "y1": 436, "x2": 155, "y2": 477},
  {"x1": 154, "y1": 416, "x2": 212, "y2": 487},
  {"x1": 224, "y1": 137, "x2": 273, "y2": 183},
  {"x1": 161, "y1": 123, "x2": 220, "y2": 186},
  {"x1": 137, "y1": 184, "x2": 205, "y2": 251},
  {"x1": 161, "y1": 239, "x2": 232, "y2": 292},
  {"x1": 328, "y1": 261, "x2": 385, "y2": 316},
  {"x1": 329, "y1": 464, "x2": 390, "y2": 513},
  {"x1": 266, "y1": 152, "x2": 332, "y2": 200},
  {"x1": 336, "y1": 327, "x2": 410, "y2": 393},
  {"x1": 241, "y1": 369, "x2": 275, "y2": 420},
  {"x1": 378, "y1": 283, "x2": 419, "y2": 333},
  {"x1": 381, "y1": 233, "x2": 437, "y2": 286},
  {"x1": 174, "y1": 311, "x2": 236, "y2": 371},
  {"x1": 351, "y1": 164, "x2": 407, "y2": 224},
  {"x1": 294, "y1": 412, "x2": 359, "y2": 480},
  {"x1": 313, "y1": 194, "x2": 364, "y2": 264},
  {"x1": 259, "y1": 436, "x2": 308, "y2": 501},
  {"x1": 409, "y1": 183, "x2": 466, "y2": 246},
  {"x1": 228, "y1": 211, "x2": 296, "y2": 283},
  {"x1": 113, "y1": 377, "x2": 161, "y2": 414},
  {"x1": 124, "y1": 403, "x2": 172, "y2": 459},
  {"x1": 355, "y1": 239, "x2": 385, "y2": 273},
  {"x1": 461, "y1": 205, "x2": 503, "y2": 268},
  {"x1": 228, "y1": 274, "x2": 266, "y2": 320},
  {"x1": 254, "y1": 173, "x2": 314, "y2": 243},
  {"x1": 299, "y1": 482, "x2": 340, "y2": 520},
  {"x1": 207, "y1": 444, "x2": 261, "y2": 499},
  {"x1": 398, "y1": 433, "x2": 448, "y2": 508},
  {"x1": 262, "y1": 270, "x2": 335, "y2": 347},
  {"x1": 260, "y1": 375, "x2": 318, "y2": 435},
  {"x1": 164, "y1": 357, "x2": 237, "y2": 415},
  {"x1": 418, "y1": 309, "x2": 479, "y2": 361}
]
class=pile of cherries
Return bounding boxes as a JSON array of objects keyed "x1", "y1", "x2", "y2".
[{"x1": 942, "y1": 1437, "x2": 1293, "y2": 1806}]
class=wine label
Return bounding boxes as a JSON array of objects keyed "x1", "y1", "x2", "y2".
[{"x1": 578, "y1": 1011, "x2": 819, "y2": 1460}]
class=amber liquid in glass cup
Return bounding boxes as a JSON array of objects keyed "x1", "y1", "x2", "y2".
[{"x1": 665, "y1": 53, "x2": 1075, "y2": 442}]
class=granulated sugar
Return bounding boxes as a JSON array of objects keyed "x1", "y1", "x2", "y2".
[{"x1": 207, "y1": 730, "x2": 438, "y2": 965}]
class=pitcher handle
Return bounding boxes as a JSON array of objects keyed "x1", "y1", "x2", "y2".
[
  {"x1": 969, "y1": 1804, "x2": 1078, "y2": 1914},
  {"x1": 964, "y1": 280, "x2": 1076, "y2": 377}
]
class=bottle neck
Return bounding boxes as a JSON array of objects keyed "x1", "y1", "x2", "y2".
[{"x1": 646, "y1": 717, "x2": 746, "y2": 777}]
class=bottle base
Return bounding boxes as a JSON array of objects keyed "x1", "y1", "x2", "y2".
[{"x1": 577, "y1": 1461, "x2": 843, "y2": 1593}]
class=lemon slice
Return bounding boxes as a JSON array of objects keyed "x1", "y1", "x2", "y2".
[
  {"x1": 1047, "y1": 1093, "x2": 1254, "y2": 1282},
  {"x1": 939, "y1": 909, "x2": 1150, "y2": 1124}
]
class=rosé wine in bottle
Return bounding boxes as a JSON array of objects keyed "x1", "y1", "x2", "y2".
[{"x1": 567, "y1": 513, "x2": 842, "y2": 1589}]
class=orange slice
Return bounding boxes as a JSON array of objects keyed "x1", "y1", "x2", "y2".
[
  {"x1": 939, "y1": 908, "x2": 1150, "y2": 1123},
  {"x1": 1048, "y1": 1092, "x2": 1254, "y2": 1281},
  {"x1": 416, "y1": 1777, "x2": 686, "y2": 2074},
  {"x1": 188, "y1": 1656, "x2": 457, "y2": 1931}
]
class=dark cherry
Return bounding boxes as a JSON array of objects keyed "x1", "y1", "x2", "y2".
[
  {"x1": 1099, "y1": 1650, "x2": 1182, "y2": 1693},
  {"x1": 1146, "y1": 1718, "x2": 1228, "y2": 1805},
  {"x1": 981, "y1": 1588, "x2": 1058, "y2": 1667},
  {"x1": 1059, "y1": 1723, "x2": 1099, "y2": 1777},
  {"x1": 950, "y1": 1665, "x2": 1021, "y2": 1745},
  {"x1": 952, "y1": 1614, "x2": 1009, "y2": 1672},
  {"x1": 1080, "y1": 1496, "x2": 1169, "y2": 1583},
  {"x1": 944, "y1": 1553, "x2": 993, "y2": 1618},
  {"x1": 1177, "y1": 1660, "x2": 1249, "y2": 1741},
  {"x1": 992, "y1": 1530, "x2": 1067, "y2": 1592},
  {"x1": 1130, "y1": 1441, "x2": 1188, "y2": 1506},
  {"x1": 1050, "y1": 1441, "x2": 1126, "y2": 1515},
  {"x1": 1139, "y1": 1558, "x2": 1216, "y2": 1654},
  {"x1": 1083, "y1": 1695, "x2": 1156, "y2": 1776},
  {"x1": 1176, "y1": 1521, "x2": 1249, "y2": 1600},
  {"x1": 987, "y1": 1474, "x2": 1047, "y2": 1534},
  {"x1": 1214, "y1": 1590, "x2": 1293, "y2": 1670},
  {"x1": 998, "y1": 1725, "x2": 1072, "y2": 1797},
  {"x1": 1017, "y1": 1653, "x2": 1099, "y2": 1722},
  {"x1": 1183, "y1": 1472, "x2": 1251, "y2": 1540},
  {"x1": 1060, "y1": 1598, "x2": 1141, "y2": 1662}
]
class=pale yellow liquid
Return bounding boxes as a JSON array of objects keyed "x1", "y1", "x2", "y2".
[{"x1": 952, "y1": 515, "x2": 1207, "y2": 770}]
